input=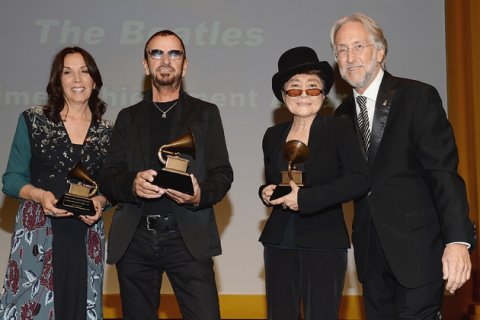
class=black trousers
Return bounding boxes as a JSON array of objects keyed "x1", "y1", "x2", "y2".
[
  {"x1": 116, "y1": 225, "x2": 220, "y2": 320},
  {"x1": 264, "y1": 246, "x2": 347, "y2": 320},
  {"x1": 362, "y1": 224, "x2": 443, "y2": 320}
]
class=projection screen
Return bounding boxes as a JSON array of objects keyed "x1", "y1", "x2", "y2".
[{"x1": 0, "y1": 0, "x2": 446, "y2": 297}]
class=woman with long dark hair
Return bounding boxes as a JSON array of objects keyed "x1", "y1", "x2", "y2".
[{"x1": 0, "y1": 47, "x2": 112, "y2": 319}]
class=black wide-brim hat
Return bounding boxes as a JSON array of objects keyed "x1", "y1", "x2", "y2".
[{"x1": 272, "y1": 46, "x2": 334, "y2": 102}]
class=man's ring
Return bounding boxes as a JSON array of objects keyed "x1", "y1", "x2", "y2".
[{"x1": 282, "y1": 204, "x2": 288, "y2": 210}]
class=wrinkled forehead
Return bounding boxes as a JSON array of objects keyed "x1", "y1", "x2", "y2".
[{"x1": 334, "y1": 21, "x2": 371, "y2": 46}]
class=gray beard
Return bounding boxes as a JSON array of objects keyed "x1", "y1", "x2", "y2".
[
  {"x1": 344, "y1": 72, "x2": 374, "y2": 90},
  {"x1": 341, "y1": 57, "x2": 378, "y2": 91}
]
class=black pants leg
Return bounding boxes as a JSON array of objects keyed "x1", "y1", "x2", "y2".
[
  {"x1": 363, "y1": 225, "x2": 444, "y2": 320},
  {"x1": 264, "y1": 246, "x2": 347, "y2": 320},
  {"x1": 264, "y1": 247, "x2": 301, "y2": 320},
  {"x1": 116, "y1": 228, "x2": 163, "y2": 320},
  {"x1": 301, "y1": 249, "x2": 347, "y2": 320},
  {"x1": 166, "y1": 251, "x2": 220, "y2": 320}
]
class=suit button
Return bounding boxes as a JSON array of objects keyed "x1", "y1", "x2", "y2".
[{"x1": 367, "y1": 191, "x2": 372, "y2": 196}]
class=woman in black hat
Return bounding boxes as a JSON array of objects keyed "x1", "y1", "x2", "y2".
[{"x1": 258, "y1": 46, "x2": 369, "y2": 319}]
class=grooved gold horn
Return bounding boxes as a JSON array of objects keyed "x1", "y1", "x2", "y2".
[
  {"x1": 158, "y1": 130, "x2": 196, "y2": 164},
  {"x1": 283, "y1": 140, "x2": 310, "y2": 180},
  {"x1": 68, "y1": 162, "x2": 98, "y2": 197}
]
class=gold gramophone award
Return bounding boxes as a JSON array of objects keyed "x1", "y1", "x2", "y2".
[
  {"x1": 270, "y1": 140, "x2": 310, "y2": 200},
  {"x1": 57, "y1": 161, "x2": 97, "y2": 215},
  {"x1": 153, "y1": 130, "x2": 196, "y2": 195}
]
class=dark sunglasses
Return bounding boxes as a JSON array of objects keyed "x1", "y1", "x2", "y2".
[
  {"x1": 283, "y1": 88, "x2": 324, "y2": 97},
  {"x1": 147, "y1": 49, "x2": 184, "y2": 60}
]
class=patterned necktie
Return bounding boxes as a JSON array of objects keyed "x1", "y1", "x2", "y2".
[{"x1": 356, "y1": 95, "x2": 371, "y2": 152}]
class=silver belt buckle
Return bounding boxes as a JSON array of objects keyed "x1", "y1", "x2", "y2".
[{"x1": 146, "y1": 215, "x2": 161, "y2": 231}]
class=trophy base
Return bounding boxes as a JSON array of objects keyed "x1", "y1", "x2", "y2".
[
  {"x1": 153, "y1": 170, "x2": 194, "y2": 195},
  {"x1": 270, "y1": 185, "x2": 308, "y2": 201},
  {"x1": 56, "y1": 194, "x2": 96, "y2": 216},
  {"x1": 270, "y1": 185, "x2": 292, "y2": 201}
]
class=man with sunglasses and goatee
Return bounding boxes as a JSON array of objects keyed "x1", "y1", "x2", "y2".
[{"x1": 101, "y1": 30, "x2": 233, "y2": 320}]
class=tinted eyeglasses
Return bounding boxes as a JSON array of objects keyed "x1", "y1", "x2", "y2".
[
  {"x1": 147, "y1": 49, "x2": 184, "y2": 60},
  {"x1": 283, "y1": 88, "x2": 324, "y2": 97}
]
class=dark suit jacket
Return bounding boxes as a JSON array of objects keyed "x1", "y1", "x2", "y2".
[
  {"x1": 335, "y1": 71, "x2": 475, "y2": 288},
  {"x1": 259, "y1": 114, "x2": 369, "y2": 249},
  {"x1": 100, "y1": 91, "x2": 233, "y2": 264}
]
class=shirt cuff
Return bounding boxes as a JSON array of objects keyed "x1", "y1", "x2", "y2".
[{"x1": 446, "y1": 242, "x2": 471, "y2": 249}]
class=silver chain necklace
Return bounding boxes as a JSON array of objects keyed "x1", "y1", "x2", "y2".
[{"x1": 152, "y1": 100, "x2": 178, "y2": 118}]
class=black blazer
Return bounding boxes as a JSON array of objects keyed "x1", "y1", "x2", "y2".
[
  {"x1": 100, "y1": 91, "x2": 233, "y2": 263},
  {"x1": 335, "y1": 71, "x2": 475, "y2": 288},
  {"x1": 259, "y1": 114, "x2": 369, "y2": 249}
]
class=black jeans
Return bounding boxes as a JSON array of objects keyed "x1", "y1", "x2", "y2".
[{"x1": 116, "y1": 221, "x2": 220, "y2": 320}]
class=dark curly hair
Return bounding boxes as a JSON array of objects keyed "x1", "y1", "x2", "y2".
[{"x1": 44, "y1": 47, "x2": 107, "y2": 123}]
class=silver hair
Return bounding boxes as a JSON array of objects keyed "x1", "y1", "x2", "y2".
[{"x1": 330, "y1": 12, "x2": 388, "y2": 68}]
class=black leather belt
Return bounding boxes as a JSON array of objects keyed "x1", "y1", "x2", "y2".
[{"x1": 139, "y1": 214, "x2": 179, "y2": 232}]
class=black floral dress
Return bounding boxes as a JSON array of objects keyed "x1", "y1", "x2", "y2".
[{"x1": 0, "y1": 106, "x2": 112, "y2": 320}]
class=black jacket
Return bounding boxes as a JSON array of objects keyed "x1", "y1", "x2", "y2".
[
  {"x1": 335, "y1": 71, "x2": 475, "y2": 287},
  {"x1": 259, "y1": 114, "x2": 369, "y2": 249},
  {"x1": 101, "y1": 91, "x2": 233, "y2": 263}
]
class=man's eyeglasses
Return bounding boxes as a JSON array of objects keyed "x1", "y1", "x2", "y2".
[
  {"x1": 283, "y1": 88, "x2": 324, "y2": 97},
  {"x1": 334, "y1": 43, "x2": 374, "y2": 58},
  {"x1": 147, "y1": 49, "x2": 184, "y2": 60}
]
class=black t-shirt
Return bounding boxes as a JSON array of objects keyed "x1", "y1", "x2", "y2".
[{"x1": 142, "y1": 100, "x2": 179, "y2": 216}]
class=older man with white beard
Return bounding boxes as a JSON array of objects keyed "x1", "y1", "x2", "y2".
[{"x1": 332, "y1": 12, "x2": 475, "y2": 320}]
